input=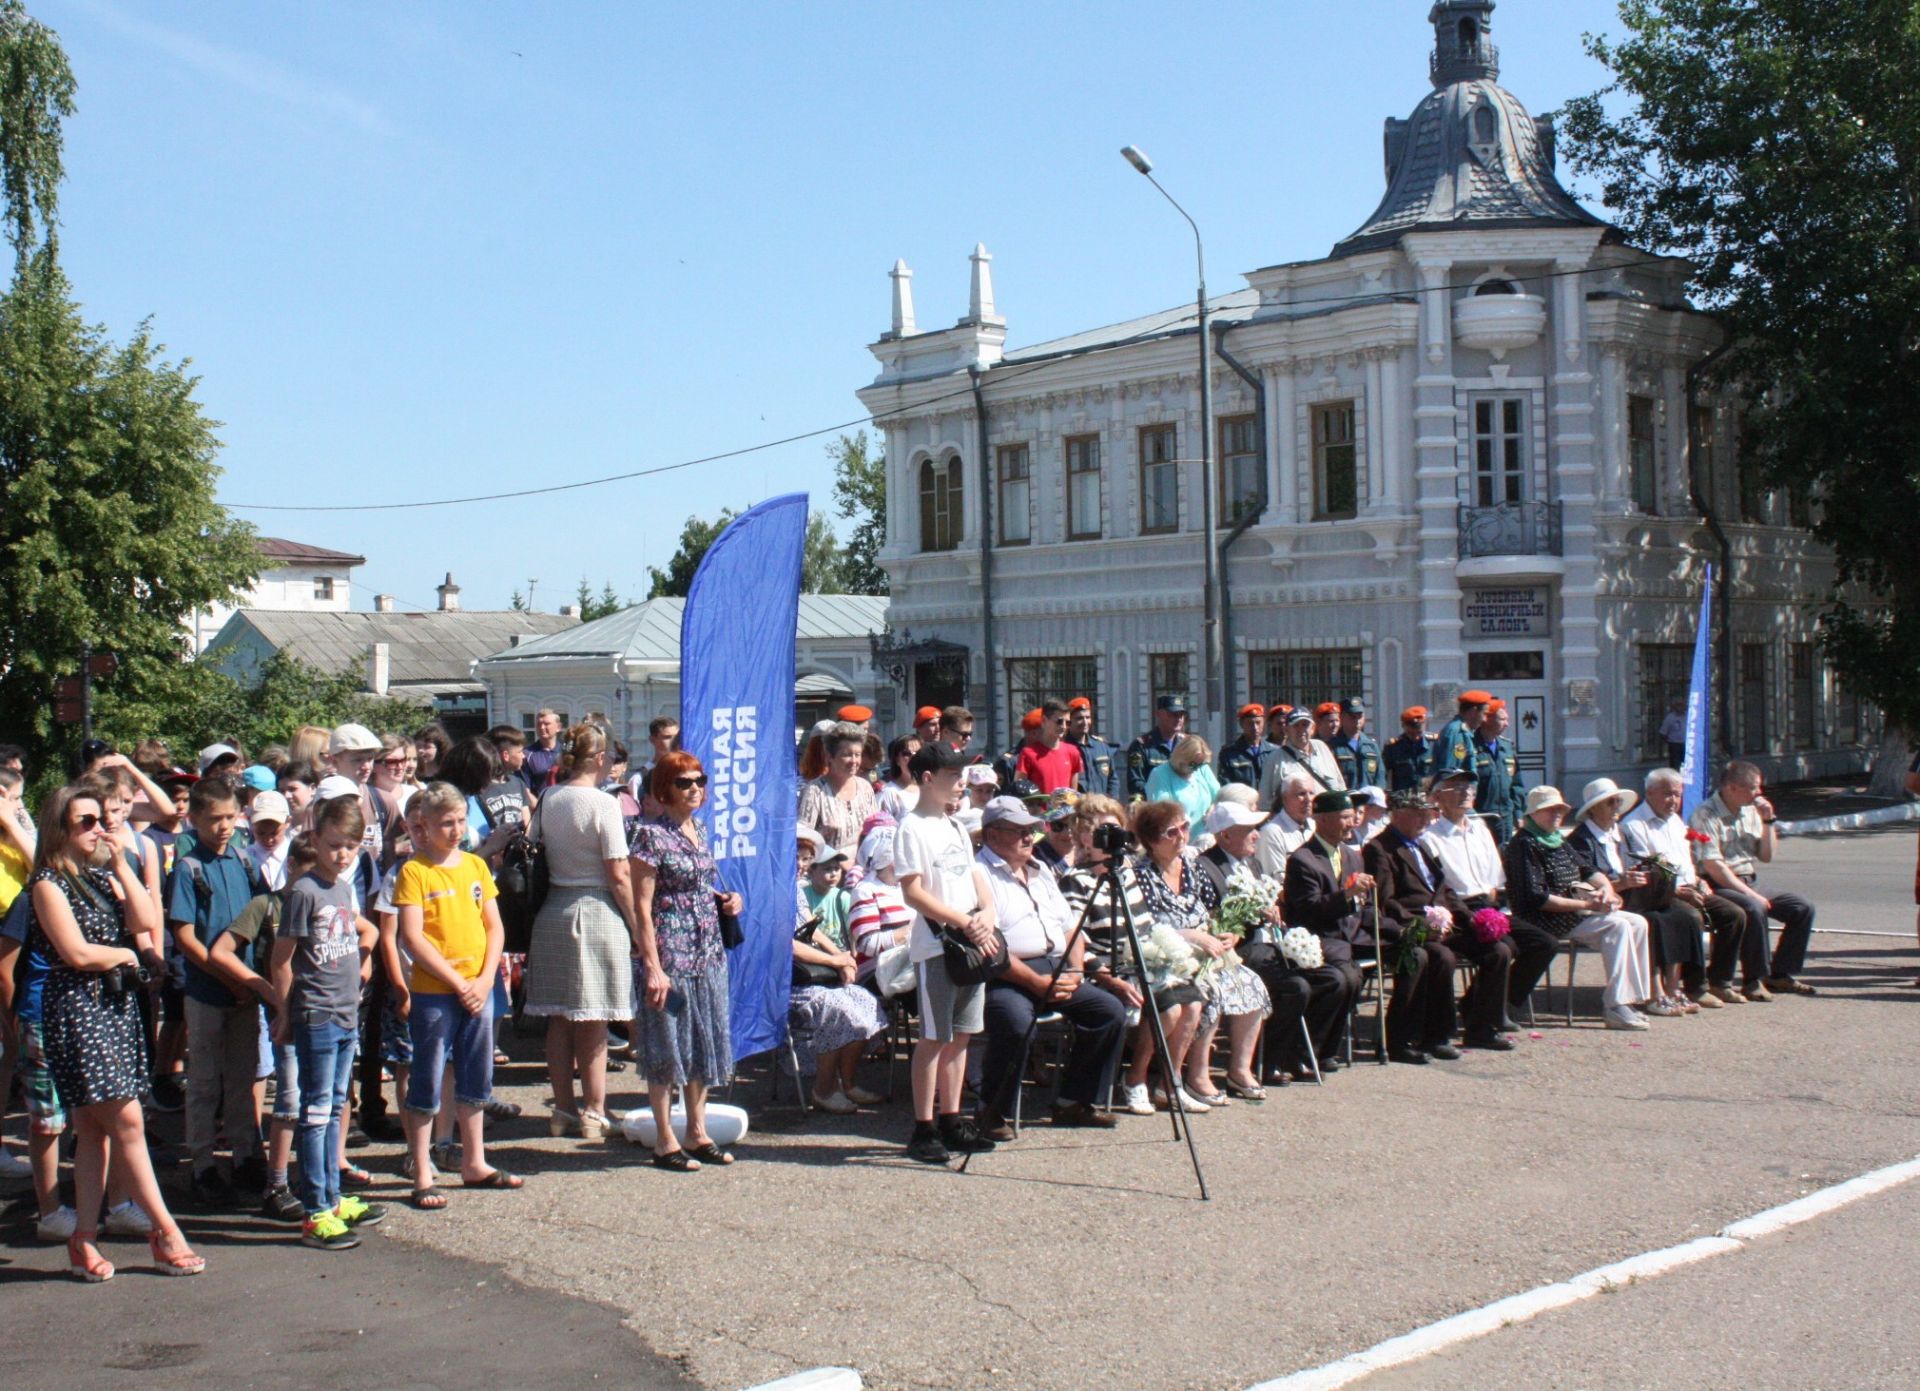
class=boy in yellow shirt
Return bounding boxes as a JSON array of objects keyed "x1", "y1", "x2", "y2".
[{"x1": 393, "y1": 783, "x2": 523, "y2": 1208}]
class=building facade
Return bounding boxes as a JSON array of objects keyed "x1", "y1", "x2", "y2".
[
  {"x1": 190, "y1": 537, "x2": 365, "y2": 654},
  {"x1": 856, "y1": 0, "x2": 1871, "y2": 789}
]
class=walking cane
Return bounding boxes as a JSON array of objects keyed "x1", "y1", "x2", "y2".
[{"x1": 1372, "y1": 890, "x2": 1389, "y2": 1064}]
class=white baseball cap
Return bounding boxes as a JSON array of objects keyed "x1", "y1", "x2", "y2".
[
  {"x1": 314, "y1": 774, "x2": 362, "y2": 801},
  {"x1": 1203, "y1": 801, "x2": 1269, "y2": 836},
  {"x1": 248, "y1": 790, "x2": 291, "y2": 825},
  {"x1": 197, "y1": 743, "x2": 239, "y2": 773},
  {"x1": 980, "y1": 795, "x2": 1041, "y2": 830},
  {"x1": 963, "y1": 765, "x2": 1000, "y2": 789},
  {"x1": 328, "y1": 723, "x2": 382, "y2": 755}
]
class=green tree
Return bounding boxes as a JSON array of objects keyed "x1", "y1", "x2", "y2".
[
  {"x1": 509, "y1": 588, "x2": 530, "y2": 612},
  {"x1": 1560, "y1": 0, "x2": 1920, "y2": 734},
  {"x1": 803, "y1": 511, "x2": 845, "y2": 595},
  {"x1": 573, "y1": 578, "x2": 627, "y2": 621},
  {"x1": 828, "y1": 430, "x2": 888, "y2": 594},
  {"x1": 0, "y1": 1, "x2": 257, "y2": 772},
  {"x1": 646, "y1": 506, "x2": 847, "y2": 597}
]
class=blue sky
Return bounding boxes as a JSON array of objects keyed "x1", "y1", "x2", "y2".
[{"x1": 42, "y1": 0, "x2": 1624, "y2": 613}]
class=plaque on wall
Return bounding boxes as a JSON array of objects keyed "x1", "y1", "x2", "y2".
[{"x1": 1463, "y1": 586, "x2": 1551, "y2": 638}]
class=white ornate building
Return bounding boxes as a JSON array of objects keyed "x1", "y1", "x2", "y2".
[{"x1": 857, "y1": 0, "x2": 1871, "y2": 790}]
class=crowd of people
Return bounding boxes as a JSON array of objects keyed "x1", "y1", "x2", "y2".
[{"x1": 0, "y1": 682, "x2": 1837, "y2": 1277}]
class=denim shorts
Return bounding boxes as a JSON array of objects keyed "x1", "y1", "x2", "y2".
[
  {"x1": 380, "y1": 988, "x2": 414, "y2": 1065},
  {"x1": 270, "y1": 1040, "x2": 300, "y2": 1122},
  {"x1": 404, "y1": 992, "x2": 494, "y2": 1115}
]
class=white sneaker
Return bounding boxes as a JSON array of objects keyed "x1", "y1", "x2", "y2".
[
  {"x1": 104, "y1": 1200, "x2": 154, "y2": 1236},
  {"x1": 0, "y1": 1147, "x2": 32, "y2": 1182},
  {"x1": 35, "y1": 1205, "x2": 78, "y2": 1242},
  {"x1": 1605, "y1": 1005, "x2": 1651, "y2": 1031},
  {"x1": 1120, "y1": 1083, "x2": 1154, "y2": 1116},
  {"x1": 810, "y1": 1089, "x2": 857, "y2": 1114}
]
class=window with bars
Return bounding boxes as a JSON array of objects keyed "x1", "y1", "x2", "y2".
[
  {"x1": 1471, "y1": 396, "x2": 1526, "y2": 506},
  {"x1": 1248, "y1": 649, "x2": 1364, "y2": 711},
  {"x1": 1065, "y1": 434, "x2": 1101, "y2": 540},
  {"x1": 1639, "y1": 644, "x2": 1691, "y2": 760},
  {"x1": 1738, "y1": 643, "x2": 1768, "y2": 753},
  {"x1": 1311, "y1": 401, "x2": 1358, "y2": 519},
  {"x1": 996, "y1": 443, "x2": 1030, "y2": 545},
  {"x1": 1218, "y1": 415, "x2": 1262, "y2": 523},
  {"x1": 1007, "y1": 657, "x2": 1099, "y2": 714},
  {"x1": 1139, "y1": 424, "x2": 1178, "y2": 534},
  {"x1": 1628, "y1": 394, "x2": 1658, "y2": 512},
  {"x1": 919, "y1": 456, "x2": 962, "y2": 552},
  {"x1": 1148, "y1": 653, "x2": 1190, "y2": 711},
  {"x1": 1788, "y1": 643, "x2": 1816, "y2": 749}
]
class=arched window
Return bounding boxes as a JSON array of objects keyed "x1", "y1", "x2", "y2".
[
  {"x1": 1459, "y1": 18, "x2": 1477, "y2": 47},
  {"x1": 919, "y1": 456, "x2": 962, "y2": 552},
  {"x1": 1472, "y1": 102, "x2": 1498, "y2": 144}
]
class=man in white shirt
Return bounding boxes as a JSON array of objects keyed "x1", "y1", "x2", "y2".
[
  {"x1": 1252, "y1": 775, "x2": 1316, "y2": 878},
  {"x1": 972, "y1": 798, "x2": 1126, "y2": 1135},
  {"x1": 1658, "y1": 701, "x2": 1687, "y2": 770},
  {"x1": 1258, "y1": 709, "x2": 1346, "y2": 808},
  {"x1": 1621, "y1": 767, "x2": 1746, "y2": 1005}
]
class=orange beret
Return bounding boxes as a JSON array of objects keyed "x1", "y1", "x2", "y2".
[
  {"x1": 838, "y1": 705, "x2": 873, "y2": 722},
  {"x1": 1486, "y1": 698, "x2": 1506, "y2": 712},
  {"x1": 1067, "y1": 696, "x2": 1091, "y2": 710},
  {"x1": 1020, "y1": 708, "x2": 1044, "y2": 731},
  {"x1": 1401, "y1": 706, "x2": 1428, "y2": 721},
  {"x1": 1459, "y1": 690, "x2": 1494, "y2": 706},
  {"x1": 914, "y1": 706, "x2": 942, "y2": 724},
  {"x1": 1267, "y1": 703, "x2": 1291, "y2": 719},
  {"x1": 1313, "y1": 701, "x2": 1340, "y2": 718}
]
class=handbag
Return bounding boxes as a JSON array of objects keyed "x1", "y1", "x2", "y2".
[
  {"x1": 939, "y1": 920, "x2": 1009, "y2": 986},
  {"x1": 494, "y1": 804, "x2": 548, "y2": 956},
  {"x1": 790, "y1": 914, "x2": 842, "y2": 987},
  {"x1": 873, "y1": 941, "x2": 918, "y2": 997}
]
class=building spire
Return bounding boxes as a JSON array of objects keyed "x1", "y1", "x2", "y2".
[
  {"x1": 966, "y1": 243, "x2": 1003, "y2": 326},
  {"x1": 890, "y1": 258, "x2": 916, "y2": 336},
  {"x1": 1429, "y1": 0, "x2": 1498, "y2": 86}
]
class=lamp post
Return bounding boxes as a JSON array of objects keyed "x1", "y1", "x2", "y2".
[{"x1": 1121, "y1": 145, "x2": 1220, "y2": 741}]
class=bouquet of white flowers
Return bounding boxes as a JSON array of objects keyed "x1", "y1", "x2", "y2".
[
  {"x1": 1137, "y1": 921, "x2": 1203, "y2": 989},
  {"x1": 1279, "y1": 925, "x2": 1323, "y2": 970},
  {"x1": 1217, "y1": 861, "x2": 1282, "y2": 942}
]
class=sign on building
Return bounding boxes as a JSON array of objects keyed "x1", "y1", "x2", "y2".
[{"x1": 1463, "y1": 586, "x2": 1551, "y2": 638}]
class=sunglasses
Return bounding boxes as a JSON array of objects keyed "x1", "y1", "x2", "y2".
[
  {"x1": 672, "y1": 775, "x2": 709, "y2": 790},
  {"x1": 1156, "y1": 825, "x2": 1187, "y2": 840},
  {"x1": 69, "y1": 813, "x2": 102, "y2": 831},
  {"x1": 377, "y1": 757, "x2": 410, "y2": 768}
]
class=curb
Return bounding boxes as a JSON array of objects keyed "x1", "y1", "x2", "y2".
[{"x1": 1777, "y1": 802, "x2": 1920, "y2": 837}]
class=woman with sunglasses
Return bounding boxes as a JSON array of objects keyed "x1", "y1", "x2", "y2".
[
  {"x1": 628, "y1": 751, "x2": 740, "y2": 1170},
  {"x1": 29, "y1": 783, "x2": 203, "y2": 1280},
  {"x1": 369, "y1": 735, "x2": 417, "y2": 870}
]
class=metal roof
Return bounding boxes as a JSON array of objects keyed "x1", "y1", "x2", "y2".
[
  {"x1": 213, "y1": 609, "x2": 578, "y2": 686},
  {"x1": 1001, "y1": 289, "x2": 1261, "y2": 366},
  {"x1": 255, "y1": 537, "x2": 367, "y2": 566},
  {"x1": 476, "y1": 593, "x2": 889, "y2": 666}
]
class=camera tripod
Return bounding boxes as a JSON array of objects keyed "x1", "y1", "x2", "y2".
[{"x1": 958, "y1": 852, "x2": 1209, "y2": 1201}]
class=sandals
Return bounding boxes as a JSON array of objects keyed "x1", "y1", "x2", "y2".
[
  {"x1": 148, "y1": 1229, "x2": 206, "y2": 1277},
  {"x1": 685, "y1": 1141, "x2": 734, "y2": 1166},
  {"x1": 409, "y1": 1187, "x2": 449, "y2": 1210},
  {"x1": 1224, "y1": 1078, "x2": 1268, "y2": 1102},
  {"x1": 339, "y1": 1164, "x2": 373, "y2": 1189},
  {"x1": 651, "y1": 1148, "x2": 702, "y2": 1172},
  {"x1": 67, "y1": 1233, "x2": 115, "y2": 1284},
  {"x1": 461, "y1": 1169, "x2": 525, "y2": 1190}
]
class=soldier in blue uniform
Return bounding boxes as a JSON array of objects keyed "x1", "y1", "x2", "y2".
[
  {"x1": 1065, "y1": 696, "x2": 1123, "y2": 800},
  {"x1": 1123, "y1": 695, "x2": 1187, "y2": 800},
  {"x1": 1473, "y1": 699, "x2": 1526, "y2": 842},
  {"x1": 1217, "y1": 703, "x2": 1275, "y2": 791},
  {"x1": 1326, "y1": 697, "x2": 1384, "y2": 791},
  {"x1": 1382, "y1": 706, "x2": 1438, "y2": 792},
  {"x1": 1433, "y1": 690, "x2": 1493, "y2": 780}
]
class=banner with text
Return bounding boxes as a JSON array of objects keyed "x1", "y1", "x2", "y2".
[
  {"x1": 680, "y1": 493, "x2": 806, "y2": 1060},
  {"x1": 1680, "y1": 564, "x2": 1714, "y2": 816}
]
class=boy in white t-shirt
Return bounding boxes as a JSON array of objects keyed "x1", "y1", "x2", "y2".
[{"x1": 892, "y1": 743, "x2": 999, "y2": 1165}]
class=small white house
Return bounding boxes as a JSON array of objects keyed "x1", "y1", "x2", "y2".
[
  {"x1": 474, "y1": 594, "x2": 891, "y2": 750},
  {"x1": 190, "y1": 537, "x2": 365, "y2": 654}
]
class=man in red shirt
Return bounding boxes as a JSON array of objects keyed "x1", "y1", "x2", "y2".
[{"x1": 1014, "y1": 700, "x2": 1084, "y2": 794}]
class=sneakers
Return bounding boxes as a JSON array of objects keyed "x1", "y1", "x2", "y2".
[
  {"x1": 1119, "y1": 1083, "x2": 1155, "y2": 1116},
  {"x1": 335, "y1": 1194, "x2": 386, "y2": 1228},
  {"x1": 937, "y1": 1116, "x2": 997, "y2": 1153},
  {"x1": 904, "y1": 1123, "x2": 952, "y2": 1165},
  {"x1": 0, "y1": 1146, "x2": 32, "y2": 1182},
  {"x1": 148, "y1": 1074, "x2": 186, "y2": 1113},
  {"x1": 35, "y1": 1205, "x2": 78, "y2": 1242},
  {"x1": 189, "y1": 1166, "x2": 234, "y2": 1210},
  {"x1": 809, "y1": 1090, "x2": 858, "y2": 1115},
  {"x1": 103, "y1": 1200, "x2": 154, "y2": 1236},
  {"x1": 261, "y1": 1185, "x2": 306, "y2": 1224},
  {"x1": 301, "y1": 1208, "x2": 361, "y2": 1251},
  {"x1": 1604, "y1": 1005, "x2": 1651, "y2": 1031},
  {"x1": 845, "y1": 1085, "x2": 886, "y2": 1107}
]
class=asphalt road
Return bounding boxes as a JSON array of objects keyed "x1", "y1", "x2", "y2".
[{"x1": 5, "y1": 822, "x2": 1915, "y2": 1391}]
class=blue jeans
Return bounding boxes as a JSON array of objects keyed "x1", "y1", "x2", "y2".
[
  {"x1": 404, "y1": 992, "x2": 494, "y2": 1115},
  {"x1": 292, "y1": 1018, "x2": 357, "y2": 1216}
]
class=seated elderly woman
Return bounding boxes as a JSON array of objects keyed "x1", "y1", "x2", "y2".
[
  {"x1": 1130, "y1": 799, "x2": 1271, "y2": 1109},
  {"x1": 1502, "y1": 785, "x2": 1652, "y2": 1031},
  {"x1": 791, "y1": 837, "x2": 889, "y2": 1113},
  {"x1": 1144, "y1": 735, "x2": 1222, "y2": 837},
  {"x1": 1572, "y1": 777, "x2": 1702, "y2": 1018}
]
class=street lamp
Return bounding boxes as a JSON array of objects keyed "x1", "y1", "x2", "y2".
[{"x1": 1121, "y1": 145, "x2": 1221, "y2": 740}]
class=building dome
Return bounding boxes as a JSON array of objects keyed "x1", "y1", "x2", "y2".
[{"x1": 1333, "y1": 0, "x2": 1607, "y2": 257}]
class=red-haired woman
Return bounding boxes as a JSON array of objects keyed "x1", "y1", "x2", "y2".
[{"x1": 628, "y1": 751, "x2": 741, "y2": 1170}]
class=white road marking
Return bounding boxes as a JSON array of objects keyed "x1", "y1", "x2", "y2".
[{"x1": 1246, "y1": 1154, "x2": 1920, "y2": 1391}]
